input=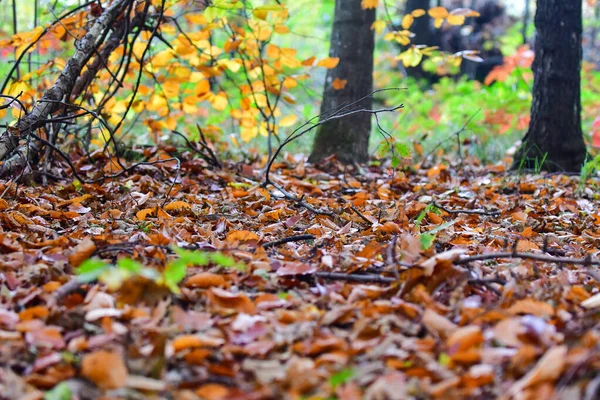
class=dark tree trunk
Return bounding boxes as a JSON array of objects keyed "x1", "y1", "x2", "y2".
[
  {"x1": 511, "y1": 0, "x2": 586, "y2": 172},
  {"x1": 308, "y1": 0, "x2": 375, "y2": 164},
  {"x1": 404, "y1": 0, "x2": 436, "y2": 80}
]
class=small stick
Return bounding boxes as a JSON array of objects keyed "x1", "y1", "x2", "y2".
[
  {"x1": 262, "y1": 234, "x2": 316, "y2": 249},
  {"x1": 433, "y1": 202, "x2": 500, "y2": 216}
]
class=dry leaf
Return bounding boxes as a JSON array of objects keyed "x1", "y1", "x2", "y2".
[{"x1": 81, "y1": 350, "x2": 128, "y2": 389}]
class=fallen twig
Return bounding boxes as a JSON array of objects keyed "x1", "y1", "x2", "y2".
[
  {"x1": 262, "y1": 234, "x2": 316, "y2": 249},
  {"x1": 433, "y1": 201, "x2": 501, "y2": 216}
]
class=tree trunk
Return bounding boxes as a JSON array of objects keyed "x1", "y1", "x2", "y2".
[
  {"x1": 308, "y1": 0, "x2": 375, "y2": 165},
  {"x1": 511, "y1": 0, "x2": 586, "y2": 172}
]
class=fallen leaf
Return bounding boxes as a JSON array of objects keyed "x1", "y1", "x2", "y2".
[{"x1": 81, "y1": 350, "x2": 129, "y2": 389}]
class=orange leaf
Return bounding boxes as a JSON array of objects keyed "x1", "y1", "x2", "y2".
[
  {"x1": 136, "y1": 208, "x2": 156, "y2": 221},
  {"x1": 317, "y1": 57, "x2": 340, "y2": 69},
  {"x1": 81, "y1": 350, "x2": 128, "y2": 389},
  {"x1": 507, "y1": 299, "x2": 554, "y2": 317},
  {"x1": 184, "y1": 272, "x2": 227, "y2": 288},
  {"x1": 331, "y1": 78, "x2": 348, "y2": 90},
  {"x1": 226, "y1": 230, "x2": 259, "y2": 243},
  {"x1": 19, "y1": 305, "x2": 49, "y2": 321},
  {"x1": 163, "y1": 201, "x2": 192, "y2": 211},
  {"x1": 196, "y1": 383, "x2": 230, "y2": 400},
  {"x1": 68, "y1": 238, "x2": 96, "y2": 267},
  {"x1": 361, "y1": 0, "x2": 378, "y2": 9},
  {"x1": 208, "y1": 287, "x2": 255, "y2": 314}
]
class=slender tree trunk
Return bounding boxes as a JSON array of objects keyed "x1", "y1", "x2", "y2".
[
  {"x1": 511, "y1": 0, "x2": 586, "y2": 172},
  {"x1": 308, "y1": 0, "x2": 375, "y2": 164},
  {"x1": 522, "y1": 0, "x2": 530, "y2": 45},
  {"x1": 404, "y1": 0, "x2": 435, "y2": 80}
]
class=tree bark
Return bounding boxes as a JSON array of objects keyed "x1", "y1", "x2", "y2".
[
  {"x1": 404, "y1": 0, "x2": 436, "y2": 80},
  {"x1": 308, "y1": 0, "x2": 375, "y2": 165},
  {"x1": 0, "y1": 0, "x2": 131, "y2": 174},
  {"x1": 511, "y1": 0, "x2": 586, "y2": 172}
]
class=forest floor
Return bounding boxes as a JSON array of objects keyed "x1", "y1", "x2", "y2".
[{"x1": 0, "y1": 147, "x2": 599, "y2": 400}]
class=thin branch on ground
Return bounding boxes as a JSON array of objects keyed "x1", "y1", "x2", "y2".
[
  {"x1": 432, "y1": 201, "x2": 501, "y2": 216},
  {"x1": 262, "y1": 234, "x2": 316, "y2": 249}
]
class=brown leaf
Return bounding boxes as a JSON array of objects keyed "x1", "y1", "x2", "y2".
[
  {"x1": 508, "y1": 346, "x2": 567, "y2": 396},
  {"x1": 507, "y1": 299, "x2": 554, "y2": 317},
  {"x1": 422, "y1": 308, "x2": 457, "y2": 339},
  {"x1": 276, "y1": 262, "x2": 316, "y2": 276}
]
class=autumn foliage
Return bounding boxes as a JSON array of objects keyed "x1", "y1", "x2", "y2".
[{"x1": 0, "y1": 0, "x2": 599, "y2": 399}]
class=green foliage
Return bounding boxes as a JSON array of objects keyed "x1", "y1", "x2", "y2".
[
  {"x1": 76, "y1": 249, "x2": 240, "y2": 293},
  {"x1": 579, "y1": 154, "x2": 600, "y2": 192},
  {"x1": 44, "y1": 383, "x2": 71, "y2": 400},
  {"x1": 329, "y1": 368, "x2": 355, "y2": 389}
]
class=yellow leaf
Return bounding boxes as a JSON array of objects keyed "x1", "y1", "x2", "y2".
[
  {"x1": 434, "y1": 18, "x2": 445, "y2": 29},
  {"x1": 447, "y1": 15, "x2": 465, "y2": 26},
  {"x1": 331, "y1": 78, "x2": 348, "y2": 90},
  {"x1": 371, "y1": 20, "x2": 386, "y2": 34},
  {"x1": 317, "y1": 57, "x2": 340, "y2": 69},
  {"x1": 402, "y1": 14, "x2": 414, "y2": 29},
  {"x1": 411, "y1": 9, "x2": 426, "y2": 17},
  {"x1": 253, "y1": 9, "x2": 268, "y2": 20},
  {"x1": 211, "y1": 92, "x2": 228, "y2": 111},
  {"x1": 274, "y1": 24, "x2": 289, "y2": 34},
  {"x1": 361, "y1": 0, "x2": 378, "y2": 9},
  {"x1": 428, "y1": 6, "x2": 449, "y2": 19},
  {"x1": 279, "y1": 115, "x2": 297, "y2": 127},
  {"x1": 397, "y1": 47, "x2": 423, "y2": 67}
]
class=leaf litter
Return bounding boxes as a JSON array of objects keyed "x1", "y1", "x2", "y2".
[{"x1": 0, "y1": 149, "x2": 599, "y2": 399}]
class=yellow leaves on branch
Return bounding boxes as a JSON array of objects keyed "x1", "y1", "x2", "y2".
[
  {"x1": 396, "y1": 46, "x2": 437, "y2": 67},
  {"x1": 428, "y1": 7, "x2": 480, "y2": 28}
]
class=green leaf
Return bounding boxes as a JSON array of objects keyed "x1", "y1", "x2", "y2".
[
  {"x1": 44, "y1": 382, "x2": 72, "y2": 400},
  {"x1": 174, "y1": 248, "x2": 209, "y2": 266},
  {"x1": 376, "y1": 141, "x2": 390, "y2": 159},
  {"x1": 163, "y1": 260, "x2": 187, "y2": 291},
  {"x1": 419, "y1": 233, "x2": 435, "y2": 250},
  {"x1": 76, "y1": 258, "x2": 107, "y2": 282},
  {"x1": 438, "y1": 352, "x2": 451, "y2": 366},
  {"x1": 210, "y1": 252, "x2": 240, "y2": 269},
  {"x1": 329, "y1": 368, "x2": 355, "y2": 389},
  {"x1": 117, "y1": 258, "x2": 143, "y2": 273},
  {"x1": 414, "y1": 203, "x2": 434, "y2": 229},
  {"x1": 395, "y1": 142, "x2": 411, "y2": 158}
]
